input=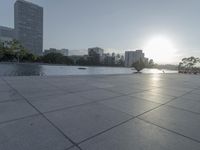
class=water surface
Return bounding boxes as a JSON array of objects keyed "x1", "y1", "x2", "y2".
[{"x1": 0, "y1": 63, "x2": 177, "y2": 76}]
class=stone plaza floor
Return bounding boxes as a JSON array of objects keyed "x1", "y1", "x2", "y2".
[{"x1": 0, "y1": 74, "x2": 200, "y2": 150}]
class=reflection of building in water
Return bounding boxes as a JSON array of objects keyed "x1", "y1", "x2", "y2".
[
  {"x1": 125, "y1": 50, "x2": 148, "y2": 67},
  {"x1": 13, "y1": 64, "x2": 43, "y2": 76}
]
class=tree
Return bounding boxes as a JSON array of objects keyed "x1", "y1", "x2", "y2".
[
  {"x1": 132, "y1": 59, "x2": 146, "y2": 72},
  {"x1": 0, "y1": 39, "x2": 38, "y2": 62},
  {"x1": 178, "y1": 56, "x2": 200, "y2": 73},
  {"x1": 41, "y1": 52, "x2": 74, "y2": 65},
  {"x1": 24, "y1": 53, "x2": 37, "y2": 62},
  {"x1": 0, "y1": 40, "x2": 4, "y2": 50},
  {"x1": 77, "y1": 57, "x2": 88, "y2": 65},
  {"x1": 10, "y1": 40, "x2": 30, "y2": 62},
  {"x1": 0, "y1": 41, "x2": 4, "y2": 59},
  {"x1": 42, "y1": 52, "x2": 64, "y2": 64},
  {"x1": 149, "y1": 59, "x2": 154, "y2": 67}
]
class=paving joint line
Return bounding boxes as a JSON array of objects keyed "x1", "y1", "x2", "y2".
[
  {"x1": 2, "y1": 77, "x2": 83, "y2": 150},
  {"x1": 2, "y1": 76, "x2": 199, "y2": 148},
  {"x1": 137, "y1": 117, "x2": 200, "y2": 144},
  {"x1": 41, "y1": 78, "x2": 100, "y2": 94},
  {"x1": 43, "y1": 94, "x2": 129, "y2": 114},
  {"x1": 129, "y1": 95, "x2": 200, "y2": 115},
  {"x1": 76, "y1": 89, "x2": 197, "y2": 145},
  {"x1": 0, "y1": 98, "x2": 24, "y2": 104},
  {"x1": 164, "y1": 104, "x2": 200, "y2": 115},
  {"x1": 0, "y1": 114, "x2": 41, "y2": 126}
]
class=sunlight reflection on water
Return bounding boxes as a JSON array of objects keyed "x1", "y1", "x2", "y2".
[{"x1": 0, "y1": 63, "x2": 178, "y2": 76}]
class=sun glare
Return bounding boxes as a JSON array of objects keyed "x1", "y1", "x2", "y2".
[{"x1": 144, "y1": 36, "x2": 177, "y2": 64}]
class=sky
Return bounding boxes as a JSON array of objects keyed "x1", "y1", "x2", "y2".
[{"x1": 0, "y1": 0, "x2": 200, "y2": 64}]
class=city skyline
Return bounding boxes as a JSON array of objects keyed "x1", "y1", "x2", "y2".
[{"x1": 1, "y1": 0, "x2": 200, "y2": 64}]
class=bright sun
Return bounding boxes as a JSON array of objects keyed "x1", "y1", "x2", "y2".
[{"x1": 144, "y1": 36, "x2": 177, "y2": 64}]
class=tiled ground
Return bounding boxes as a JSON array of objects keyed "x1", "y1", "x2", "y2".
[{"x1": 0, "y1": 74, "x2": 200, "y2": 150}]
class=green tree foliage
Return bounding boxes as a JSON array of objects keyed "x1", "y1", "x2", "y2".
[
  {"x1": 0, "y1": 41, "x2": 5, "y2": 59},
  {"x1": 0, "y1": 39, "x2": 37, "y2": 62},
  {"x1": 0, "y1": 40, "x2": 4, "y2": 50},
  {"x1": 76, "y1": 57, "x2": 88, "y2": 65},
  {"x1": 132, "y1": 59, "x2": 146, "y2": 72},
  {"x1": 178, "y1": 56, "x2": 200, "y2": 74},
  {"x1": 42, "y1": 52, "x2": 73, "y2": 64},
  {"x1": 148, "y1": 59, "x2": 154, "y2": 67}
]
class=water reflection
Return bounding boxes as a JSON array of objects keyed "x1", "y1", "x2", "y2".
[
  {"x1": 0, "y1": 63, "x2": 178, "y2": 76},
  {"x1": 13, "y1": 64, "x2": 44, "y2": 76}
]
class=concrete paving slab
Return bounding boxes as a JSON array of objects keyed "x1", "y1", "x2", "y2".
[
  {"x1": 106, "y1": 86, "x2": 144, "y2": 94},
  {"x1": 44, "y1": 78, "x2": 97, "y2": 93},
  {"x1": 181, "y1": 93, "x2": 200, "y2": 101},
  {"x1": 1, "y1": 74, "x2": 200, "y2": 149},
  {"x1": 0, "y1": 100, "x2": 38, "y2": 123},
  {"x1": 0, "y1": 115, "x2": 72, "y2": 150},
  {"x1": 90, "y1": 82, "x2": 114, "y2": 88},
  {"x1": 148, "y1": 87, "x2": 189, "y2": 97},
  {"x1": 65, "y1": 84, "x2": 98, "y2": 93},
  {"x1": 130, "y1": 91, "x2": 175, "y2": 104},
  {"x1": 80, "y1": 118, "x2": 200, "y2": 150},
  {"x1": 100, "y1": 95, "x2": 160, "y2": 116},
  {"x1": 29, "y1": 93, "x2": 95, "y2": 113},
  {"x1": 167, "y1": 97, "x2": 200, "y2": 113},
  {"x1": 0, "y1": 90, "x2": 23, "y2": 102},
  {"x1": 18, "y1": 88, "x2": 66, "y2": 98},
  {"x1": 68, "y1": 147, "x2": 79, "y2": 150},
  {"x1": 0, "y1": 83, "x2": 12, "y2": 92},
  {"x1": 45, "y1": 103, "x2": 132, "y2": 143},
  {"x1": 191, "y1": 90, "x2": 200, "y2": 95},
  {"x1": 140, "y1": 106, "x2": 200, "y2": 141},
  {"x1": 77, "y1": 89, "x2": 121, "y2": 101}
]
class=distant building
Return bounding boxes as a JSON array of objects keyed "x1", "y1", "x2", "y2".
[
  {"x1": 125, "y1": 50, "x2": 145, "y2": 67},
  {"x1": 88, "y1": 47, "x2": 104, "y2": 64},
  {"x1": 102, "y1": 53, "x2": 114, "y2": 65},
  {"x1": 44, "y1": 48, "x2": 69, "y2": 56},
  {"x1": 101, "y1": 53, "x2": 124, "y2": 66},
  {"x1": 115, "y1": 54, "x2": 125, "y2": 65},
  {"x1": 14, "y1": 0, "x2": 43, "y2": 55},
  {"x1": 70, "y1": 55, "x2": 88, "y2": 65},
  {"x1": 144, "y1": 57, "x2": 149, "y2": 65},
  {"x1": 68, "y1": 49, "x2": 88, "y2": 56},
  {"x1": 88, "y1": 47, "x2": 104, "y2": 57},
  {"x1": 0, "y1": 26, "x2": 15, "y2": 42},
  {"x1": 60, "y1": 49, "x2": 69, "y2": 56}
]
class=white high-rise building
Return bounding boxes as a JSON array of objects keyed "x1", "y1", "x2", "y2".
[{"x1": 125, "y1": 50, "x2": 145, "y2": 67}]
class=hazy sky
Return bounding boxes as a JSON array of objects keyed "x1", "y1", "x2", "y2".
[{"x1": 1, "y1": 0, "x2": 200, "y2": 64}]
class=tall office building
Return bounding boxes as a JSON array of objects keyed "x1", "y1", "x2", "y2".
[
  {"x1": 125, "y1": 50, "x2": 145, "y2": 67},
  {"x1": 14, "y1": 0, "x2": 43, "y2": 55}
]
